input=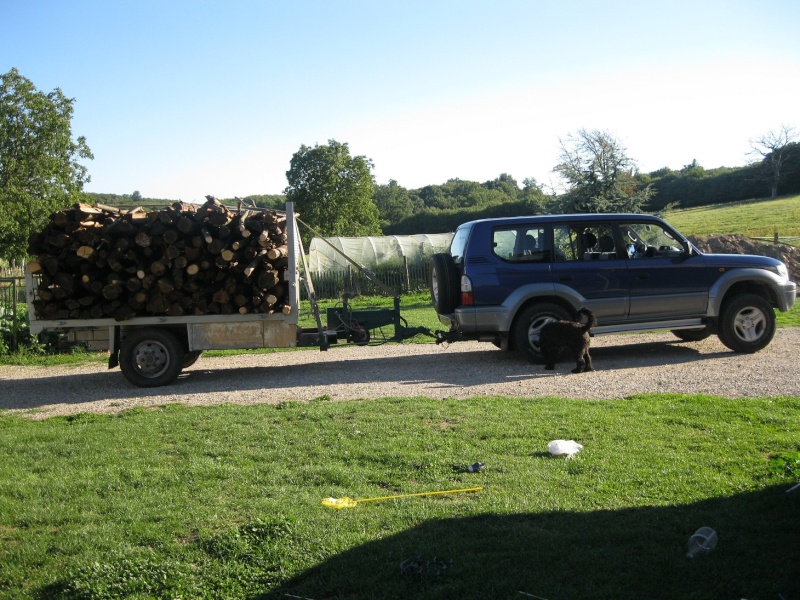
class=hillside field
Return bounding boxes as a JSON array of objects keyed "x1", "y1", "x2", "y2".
[{"x1": 664, "y1": 194, "x2": 800, "y2": 242}]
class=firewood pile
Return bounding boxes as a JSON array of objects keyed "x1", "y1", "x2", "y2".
[{"x1": 27, "y1": 196, "x2": 292, "y2": 321}]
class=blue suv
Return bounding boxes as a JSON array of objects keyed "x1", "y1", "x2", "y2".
[{"x1": 430, "y1": 213, "x2": 796, "y2": 357}]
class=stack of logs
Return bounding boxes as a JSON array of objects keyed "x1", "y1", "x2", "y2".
[{"x1": 28, "y1": 196, "x2": 292, "y2": 321}]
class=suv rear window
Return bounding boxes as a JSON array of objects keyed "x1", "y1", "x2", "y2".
[
  {"x1": 492, "y1": 226, "x2": 548, "y2": 262},
  {"x1": 450, "y1": 224, "x2": 472, "y2": 265}
]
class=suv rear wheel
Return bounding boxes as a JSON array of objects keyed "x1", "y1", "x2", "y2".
[
  {"x1": 429, "y1": 253, "x2": 460, "y2": 314},
  {"x1": 717, "y1": 293, "x2": 775, "y2": 353},
  {"x1": 513, "y1": 303, "x2": 572, "y2": 361}
]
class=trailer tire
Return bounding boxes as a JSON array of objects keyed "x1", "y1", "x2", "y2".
[
  {"x1": 120, "y1": 328, "x2": 184, "y2": 387},
  {"x1": 183, "y1": 350, "x2": 203, "y2": 368}
]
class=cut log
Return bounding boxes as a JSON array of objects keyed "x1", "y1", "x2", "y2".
[
  {"x1": 150, "y1": 261, "x2": 168, "y2": 277},
  {"x1": 257, "y1": 270, "x2": 280, "y2": 289},
  {"x1": 211, "y1": 289, "x2": 230, "y2": 304},
  {"x1": 135, "y1": 232, "x2": 151, "y2": 248},
  {"x1": 27, "y1": 197, "x2": 291, "y2": 320},
  {"x1": 267, "y1": 245, "x2": 288, "y2": 260}
]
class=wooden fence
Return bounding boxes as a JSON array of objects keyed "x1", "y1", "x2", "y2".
[
  {"x1": 751, "y1": 234, "x2": 800, "y2": 247},
  {"x1": 0, "y1": 267, "x2": 24, "y2": 278}
]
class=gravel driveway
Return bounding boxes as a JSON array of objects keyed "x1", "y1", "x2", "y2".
[{"x1": 2, "y1": 329, "x2": 799, "y2": 419}]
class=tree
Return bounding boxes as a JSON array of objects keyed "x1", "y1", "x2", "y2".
[
  {"x1": 521, "y1": 177, "x2": 548, "y2": 213},
  {"x1": 0, "y1": 68, "x2": 93, "y2": 260},
  {"x1": 749, "y1": 125, "x2": 798, "y2": 198},
  {"x1": 284, "y1": 140, "x2": 380, "y2": 244},
  {"x1": 552, "y1": 129, "x2": 652, "y2": 213},
  {"x1": 373, "y1": 179, "x2": 414, "y2": 227},
  {"x1": 484, "y1": 173, "x2": 520, "y2": 199}
]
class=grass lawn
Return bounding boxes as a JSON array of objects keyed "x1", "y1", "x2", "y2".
[{"x1": 1, "y1": 396, "x2": 798, "y2": 599}]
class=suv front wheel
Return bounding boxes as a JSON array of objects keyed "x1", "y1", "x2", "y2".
[
  {"x1": 717, "y1": 293, "x2": 775, "y2": 353},
  {"x1": 513, "y1": 303, "x2": 572, "y2": 361}
]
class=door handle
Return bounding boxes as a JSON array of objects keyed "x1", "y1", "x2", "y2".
[
  {"x1": 636, "y1": 273, "x2": 649, "y2": 280},
  {"x1": 559, "y1": 276, "x2": 573, "y2": 282}
]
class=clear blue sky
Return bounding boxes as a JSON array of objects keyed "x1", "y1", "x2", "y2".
[{"x1": 2, "y1": 0, "x2": 799, "y2": 202}]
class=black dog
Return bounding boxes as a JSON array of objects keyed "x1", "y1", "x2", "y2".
[{"x1": 539, "y1": 308, "x2": 597, "y2": 373}]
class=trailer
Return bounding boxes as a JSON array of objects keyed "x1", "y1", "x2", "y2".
[{"x1": 26, "y1": 202, "x2": 429, "y2": 387}]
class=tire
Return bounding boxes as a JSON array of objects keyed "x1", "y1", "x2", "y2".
[
  {"x1": 717, "y1": 293, "x2": 775, "y2": 353},
  {"x1": 119, "y1": 328, "x2": 184, "y2": 387},
  {"x1": 429, "y1": 253, "x2": 460, "y2": 314},
  {"x1": 183, "y1": 350, "x2": 203, "y2": 368},
  {"x1": 512, "y1": 303, "x2": 572, "y2": 361},
  {"x1": 671, "y1": 327, "x2": 712, "y2": 342}
]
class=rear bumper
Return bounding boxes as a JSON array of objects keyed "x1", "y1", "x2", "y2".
[{"x1": 452, "y1": 306, "x2": 509, "y2": 333}]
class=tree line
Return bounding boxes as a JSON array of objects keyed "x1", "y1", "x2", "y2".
[{"x1": 2, "y1": 66, "x2": 798, "y2": 263}]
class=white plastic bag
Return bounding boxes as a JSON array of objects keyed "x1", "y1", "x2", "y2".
[{"x1": 548, "y1": 440, "x2": 583, "y2": 457}]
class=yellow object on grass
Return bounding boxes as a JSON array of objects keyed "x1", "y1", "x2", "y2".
[{"x1": 321, "y1": 487, "x2": 484, "y2": 509}]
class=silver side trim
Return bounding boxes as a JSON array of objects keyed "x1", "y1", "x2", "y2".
[{"x1": 591, "y1": 319, "x2": 705, "y2": 335}]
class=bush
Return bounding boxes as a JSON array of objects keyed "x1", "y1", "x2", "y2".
[
  {"x1": 0, "y1": 302, "x2": 62, "y2": 357},
  {"x1": 0, "y1": 304, "x2": 24, "y2": 354}
]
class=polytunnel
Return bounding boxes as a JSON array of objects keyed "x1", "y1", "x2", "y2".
[{"x1": 308, "y1": 233, "x2": 454, "y2": 274}]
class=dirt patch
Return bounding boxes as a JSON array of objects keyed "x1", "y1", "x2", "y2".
[{"x1": 688, "y1": 234, "x2": 800, "y2": 283}]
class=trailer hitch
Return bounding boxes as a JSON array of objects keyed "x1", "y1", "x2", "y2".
[{"x1": 434, "y1": 329, "x2": 462, "y2": 344}]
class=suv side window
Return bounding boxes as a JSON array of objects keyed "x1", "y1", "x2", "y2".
[
  {"x1": 622, "y1": 222, "x2": 684, "y2": 258},
  {"x1": 553, "y1": 225, "x2": 579, "y2": 261},
  {"x1": 492, "y1": 226, "x2": 549, "y2": 262},
  {"x1": 553, "y1": 223, "x2": 620, "y2": 261}
]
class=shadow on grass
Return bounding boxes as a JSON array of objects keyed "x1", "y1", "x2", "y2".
[{"x1": 259, "y1": 485, "x2": 800, "y2": 600}]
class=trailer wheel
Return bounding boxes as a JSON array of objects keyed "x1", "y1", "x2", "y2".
[
  {"x1": 120, "y1": 328, "x2": 184, "y2": 387},
  {"x1": 183, "y1": 350, "x2": 203, "y2": 368}
]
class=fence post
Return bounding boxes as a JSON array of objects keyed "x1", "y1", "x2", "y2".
[
  {"x1": 12, "y1": 278, "x2": 17, "y2": 351},
  {"x1": 404, "y1": 257, "x2": 411, "y2": 293},
  {"x1": 774, "y1": 231, "x2": 779, "y2": 245}
]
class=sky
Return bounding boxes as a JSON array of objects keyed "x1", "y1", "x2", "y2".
[{"x1": 2, "y1": 0, "x2": 799, "y2": 202}]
